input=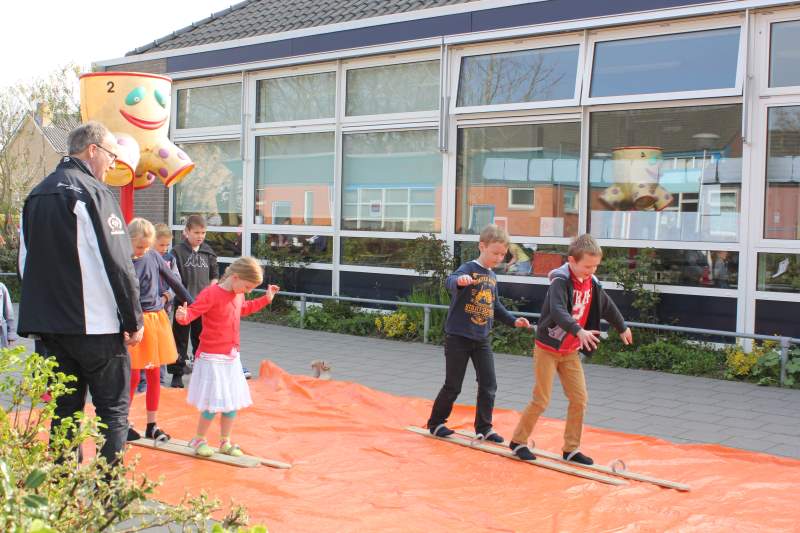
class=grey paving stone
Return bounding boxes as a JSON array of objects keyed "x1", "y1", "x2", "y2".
[{"x1": 720, "y1": 437, "x2": 780, "y2": 454}]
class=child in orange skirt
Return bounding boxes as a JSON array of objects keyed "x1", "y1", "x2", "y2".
[{"x1": 127, "y1": 218, "x2": 193, "y2": 442}]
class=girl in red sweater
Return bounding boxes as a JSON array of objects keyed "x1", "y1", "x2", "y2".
[{"x1": 175, "y1": 256, "x2": 279, "y2": 457}]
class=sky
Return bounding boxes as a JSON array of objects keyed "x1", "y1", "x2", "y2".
[{"x1": 1, "y1": 0, "x2": 234, "y2": 89}]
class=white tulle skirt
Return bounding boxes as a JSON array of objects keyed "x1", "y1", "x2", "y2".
[{"x1": 187, "y1": 350, "x2": 252, "y2": 413}]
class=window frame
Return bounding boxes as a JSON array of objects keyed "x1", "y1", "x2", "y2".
[
  {"x1": 582, "y1": 15, "x2": 746, "y2": 106},
  {"x1": 756, "y1": 10, "x2": 800, "y2": 96},
  {"x1": 249, "y1": 62, "x2": 338, "y2": 129},
  {"x1": 251, "y1": 127, "x2": 338, "y2": 233},
  {"x1": 452, "y1": 113, "x2": 582, "y2": 243},
  {"x1": 450, "y1": 32, "x2": 585, "y2": 115},
  {"x1": 340, "y1": 50, "x2": 442, "y2": 126},
  {"x1": 171, "y1": 75, "x2": 244, "y2": 138}
]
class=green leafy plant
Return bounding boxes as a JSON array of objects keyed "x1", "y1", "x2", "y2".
[
  {"x1": 602, "y1": 248, "x2": 661, "y2": 322},
  {"x1": 0, "y1": 346, "x2": 263, "y2": 532},
  {"x1": 406, "y1": 234, "x2": 456, "y2": 293}
]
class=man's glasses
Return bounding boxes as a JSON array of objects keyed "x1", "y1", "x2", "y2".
[{"x1": 94, "y1": 144, "x2": 118, "y2": 164}]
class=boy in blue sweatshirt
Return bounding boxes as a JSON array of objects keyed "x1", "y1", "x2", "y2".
[{"x1": 427, "y1": 224, "x2": 530, "y2": 441}]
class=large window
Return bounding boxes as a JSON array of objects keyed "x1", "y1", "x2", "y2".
[
  {"x1": 598, "y1": 247, "x2": 739, "y2": 288},
  {"x1": 590, "y1": 28, "x2": 740, "y2": 98},
  {"x1": 764, "y1": 106, "x2": 800, "y2": 240},
  {"x1": 255, "y1": 132, "x2": 335, "y2": 226},
  {"x1": 457, "y1": 45, "x2": 579, "y2": 108},
  {"x1": 456, "y1": 123, "x2": 580, "y2": 237},
  {"x1": 770, "y1": 21, "x2": 800, "y2": 88},
  {"x1": 173, "y1": 141, "x2": 242, "y2": 226},
  {"x1": 340, "y1": 238, "x2": 417, "y2": 268},
  {"x1": 176, "y1": 83, "x2": 241, "y2": 129},
  {"x1": 251, "y1": 233, "x2": 332, "y2": 264},
  {"x1": 758, "y1": 252, "x2": 800, "y2": 293},
  {"x1": 342, "y1": 130, "x2": 441, "y2": 232},
  {"x1": 345, "y1": 61, "x2": 439, "y2": 116},
  {"x1": 256, "y1": 72, "x2": 336, "y2": 123},
  {"x1": 589, "y1": 104, "x2": 742, "y2": 242},
  {"x1": 454, "y1": 241, "x2": 568, "y2": 277}
]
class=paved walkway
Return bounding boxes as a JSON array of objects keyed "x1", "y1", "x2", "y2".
[
  {"x1": 241, "y1": 321, "x2": 800, "y2": 459},
  {"x1": 14, "y1": 320, "x2": 800, "y2": 459}
]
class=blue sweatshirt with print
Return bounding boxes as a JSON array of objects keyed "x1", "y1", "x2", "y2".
[{"x1": 444, "y1": 260, "x2": 517, "y2": 341}]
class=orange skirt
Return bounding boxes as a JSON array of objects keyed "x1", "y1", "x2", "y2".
[{"x1": 128, "y1": 310, "x2": 178, "y2": 370}]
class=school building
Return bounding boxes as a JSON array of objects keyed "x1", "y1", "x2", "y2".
[{"x1": 96, "y1": 0, "x2": 800, "y2": 337}]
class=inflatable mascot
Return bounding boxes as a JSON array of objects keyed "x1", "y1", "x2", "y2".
[
  {"x1": 599, "y1": 146, "x2": 673, "y2": 211},
  {"x1": 79, "y1": 71, "x2": 194, "y2": 189}
]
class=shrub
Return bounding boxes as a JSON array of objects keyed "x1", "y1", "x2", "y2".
[
  {"x1": 375, "y1": 312, "x2": 417, "y2": 339},
  {"x1": 0, "y1": 346, "x2": 260, "y2": 532}
]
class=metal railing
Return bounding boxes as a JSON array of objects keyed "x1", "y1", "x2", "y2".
[
  {"x1": 3, "y1": 270, "x2": 797, "y2": 386},
  {"x1": 268, "y1": 290, "x2": 800, "y2": 387}
]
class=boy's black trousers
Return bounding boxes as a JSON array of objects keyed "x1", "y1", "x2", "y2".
[{"x1": 427, "y1": 333, "x2": 498, "y2": 435}]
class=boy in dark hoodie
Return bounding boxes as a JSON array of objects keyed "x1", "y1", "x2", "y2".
[
  {"x1": 167, "y1": 215, "x2": 218, "y2": 388},
  {"x1": 509, "y1": 234, "x2": 632, "y2": 465},
  {"x1": 427, "y1": 224, "x2": 531, "y2": 442}
]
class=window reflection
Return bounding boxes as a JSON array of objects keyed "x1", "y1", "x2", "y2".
[{"x1": 589, "y1": 104, "x2": 742, "y2": 242}]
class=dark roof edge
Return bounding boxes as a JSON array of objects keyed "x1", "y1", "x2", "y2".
[{"x1": 127, "y1": 0, "x2": 254, "y2": 56}]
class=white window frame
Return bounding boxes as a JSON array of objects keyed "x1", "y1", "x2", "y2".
[
  {"x1": 451, "y1": 113, "x2": 581, "y2": 243},
  {"x1": 171, "y1": 75, "x2": 244, "y2": 139},
  {"x1": 249, "y1": 61, "x2": 338, "y2": 129},
  {"x1": 340, "y1": 50, "x2": 441, "y2": 126},
  {"x1": 756, "y1": 8, "x2": 800, "y2": 96},
  {"x1": 582, "y1": 15, "x2": 746, "y2": 106},
  {"x1": 508, "y1": 188, "x2": 536, "y2": 209},
  {"x1": 251, "y1": 127, "x2": 337, "y2": 232},
  {"x1": 340, "y1": 125, "x2": 443, "y2": 234},
  {"x1": 450, "y1": 32, "x2": 584, "y2": 115}
]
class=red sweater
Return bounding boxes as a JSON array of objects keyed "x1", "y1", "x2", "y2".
[
  {"x1": 536, "y1": 270, "x2": 592, "y2": 354},
  {"x1": 177, "y1": 284, "x2": 272, "y2": 356}
]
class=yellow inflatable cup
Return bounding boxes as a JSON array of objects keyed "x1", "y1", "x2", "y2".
[{"x1": 79, "y1": 72, "x2": 194, "y2": 188}]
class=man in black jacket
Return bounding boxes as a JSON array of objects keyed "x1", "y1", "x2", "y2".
[{"x1": 18, "y1": 121, "x2": 144, "y2": 465}]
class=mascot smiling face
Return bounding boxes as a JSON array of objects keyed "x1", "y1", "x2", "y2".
[{"x1": 80, "y1": 72, "x2": 194, "y2": 189}]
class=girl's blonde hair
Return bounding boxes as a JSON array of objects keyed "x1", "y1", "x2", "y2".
[
  {"x1": 128, "y1": 217, "x2": 155, "y2": 242},
  {"x1": 221, "y1": 256, "x2": 263, "y2": 285},
  {"x1": 154, "y1": 223, "x2": 172, "y2": 240}
]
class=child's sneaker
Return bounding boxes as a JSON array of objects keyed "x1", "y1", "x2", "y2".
[
  {"x1": 242, "y1": 366, "x2": 252, "y2": 379},
  {"x1": 189, "y1": 438, "x2": 214, "y2": 458},
  {"x1": 429, "y1": 424, "x2": 454, "y2": 438},
  {"x1": 145, "y1": 423, "x2": 170, "y2": 442},
  {"x1": 170, "y1": 375, "x2": 184, "y2": 388},
  {"x1": 509, "y1": 441, "x2": 536, "y2": 461},
  {"x1": 126, "y1": 426, "x2": 141, "y2": 442},
  {"x1": 563, "y1": 450, "x2": 593, "y2": 465},
  {"x1": 483, "y1": 430, "x2": 504, "y2": 443},
  {"x1": 219, "y1": 441, "x2": 244, "y2": 457}
]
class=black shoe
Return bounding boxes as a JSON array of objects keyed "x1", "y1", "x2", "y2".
[
  {"x1": 145, "y1": 423, "x2": 170, "y2": 442},
  {"x1": 509, "y1": 441, "x2": 536, "y2": 461},
  {"x1": 127, "y1": 426, "x2": 141, "y2": 442},
  {"x1": 483, "y1": 430, "x2": 504, "y2": 443},
  {"x1": 429, "y1": 424, "x2": 454, "y2": 438},
  {"x1": 563, "y1": 450, "x2": 593, "y2": 465},
  {"x1": 170, "y1": 375, "x2": 184, "y2": 388}
]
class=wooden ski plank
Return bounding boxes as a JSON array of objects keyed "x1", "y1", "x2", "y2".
[
  {"x1": 405, "y1": 426, "x2": 626, "y2": 486},
  {"x1": 455, "y1": 430, "x2": 689, "y2": 492},
  {"x1": 129, "y1": 438, "x2": 291, "y2": 469}
]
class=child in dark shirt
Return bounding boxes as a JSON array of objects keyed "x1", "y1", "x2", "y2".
[
  {"x1": 427, "y1": 224, "x2": 530, "y2": 441},
  {"x1": 168, "y1": 215, "x2": 218, "y2": 388}
]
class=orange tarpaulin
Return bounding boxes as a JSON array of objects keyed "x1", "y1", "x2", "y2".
[{"x1": 124, "y1": 361, "x2": 800, "y2": 532}]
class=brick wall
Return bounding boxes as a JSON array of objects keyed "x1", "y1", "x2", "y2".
[{"x1": 109, "y1": 182, "x2": 170, "y2": 225}]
